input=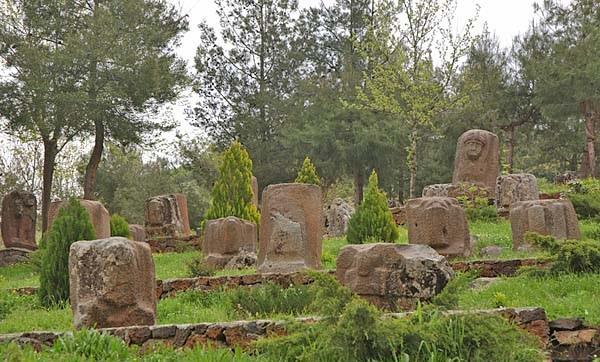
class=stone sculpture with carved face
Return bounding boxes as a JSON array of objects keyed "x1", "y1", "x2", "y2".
[{"x1": 452, "y1": 129, "x2": 500, "y2": 193}]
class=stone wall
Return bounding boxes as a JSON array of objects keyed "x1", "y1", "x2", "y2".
[
  {"x1": 145, "y1": 235, "x2": 201, "y2": 253},
  {"x1": 3, "y1": 307, "x2": 595, "y2": 359}
]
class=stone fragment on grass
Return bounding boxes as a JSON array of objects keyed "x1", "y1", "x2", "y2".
[{"x1": 202, "y1": 216, "x2": 257, "y2": 269}]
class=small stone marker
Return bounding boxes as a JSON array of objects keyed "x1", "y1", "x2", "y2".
[
  {"x1": 251, "y1": 176, "x2": 259, "y2": 209},
  {"x1": 202, "y1": 216, "x2": 257, "y2": 269},
  {"x1": 144, "y1": 193, "x2": 190, "y2": 239},
  {"x1": 323, "y1": 198, "x2": 354, "y2": 237},
  {"x1": 1, "y1": 190, "x2": 37, "y2": 250},
  {"x1": 69, "y1": 237, "x2": 156, "y2": 329},
  {"x1": 407, "y1": 197, "x2": 473, "y2": 257},
  {"x1": 128, "y1": 224, "x2": 146, "y2": 242},
  {"x1": 257, "y1": 183, "x2": 323, "y2": 273},
  {"x1": 453, "y1": 129, "x2": 500, "y2": 193},
  {"x1": 510, "y1": 199, "x2": 581, "y2": 250},
  {"x1": 336, "y1": 243, "x2": 453, "y2": 310},
  {"x1": 496, "y1": 174, "x2": 539, "y2": 214},
  {"x1": 49, "y1": 199, "x2": 110, "y2": 239}
]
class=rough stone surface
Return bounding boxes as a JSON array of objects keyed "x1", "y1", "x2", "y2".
[
  {"x1": 145, "y1": 235, "x2": 201, "y2": 253},
  {"x1": 422, "y1": 182, "x2": 492, "y2": 202},
  {"x1": 144, "y1": 194, "x2": 190, "y2": 240},
  {"x1": 257, "y1": 183, "x2": 323, "y2": 273},
  {"x1": 49, "y1": 199, "x2": 110, "y2": 239},
  {"x1": 224, "y1": 250, "x2": 257, "y2": 269},
  {"x1": 202, "y1": 217, "x2": 257, "y2": 269},
  {"x1": 510, "y1": 199, "x2": 581, "y2": 250},
  {"x1": 496, "y1": 174, "x2": 539, "y2": 214},
  {"x1": 0, "y1": 247, "x2": 31, "y2": 267},
  {"x1": 1, "y1": 190, "x2": 37, "y2": 250},
  {"x1": 451, "y1": 258, "x2": 550, "y2": 277},
  {"x1": 550, "y1": 318, "x2": 584, "y2": 332},
  {"x1": 452, "y1": 129, "x2": 500, "y2": 193},
  {"x1": 469, "y1": 277, "x2": 499, "y2": 290},
  {"x1": 479, "y1": 245, "x2": 504, "y2": 258},
  {"x1": 251, "y1": 176, "x2": 259, "y2": 209},
  {"x1": 323, "y1": 198, "x2": 354, "y2": 236},
  {"x1": 336, "y1": 243, "x2": 453, "y2": 310},
  {"x1": 422, "y1": 183, "x2": 454, "y2": 197},
  {"x1": 128, "y1": 224, "x2": 146, "y2": 242},
  {"x1": 389, "y1": 206, "x2": 406, "y2": 226},
  {"x1": 69, "y1": 237, "x2": 156, "y2": 329},
  {"x1": 406, "y1": 197, "x2": 473, "y2": 257}
]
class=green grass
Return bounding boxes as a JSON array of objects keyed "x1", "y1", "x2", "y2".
[
  {"x1": 153, "y1": 251, "x2": 200, "y2": 280},
  {"x1": 458, "y1": 273, "x2": 600, "y2": 325},
  {"x1": 0, "y1": 262, "x2": 39, "y2": 289}
]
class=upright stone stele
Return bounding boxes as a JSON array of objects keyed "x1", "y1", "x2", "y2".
[
  {"x1": 128, "y1": 224, "x2": 146, "y2": 242},
  {"x1": 324, "y1": 198, "x2": 354, "y2": 237},
  {"x1": 1, "y1": 190, "x2": 37, "y2": 250},
  {"x1": 406, "y1": 197, "x2": 472, "y2": 257},
  {"x1": 203, "y1": 216, "x2": 257, "y2": 268},
  {"x1": 69, "y1": 237, "x2": 156, "y2": 329},
  {"x1": 336, "y1": 243, "x2": 453, "y2": 311},
  {"x1": 495, "y1": 174, "x2": 539, "y2": 215},
  {"x1": 144, "y1": 193, "x2": 190, "y2": 239},
  {"x1": 251, "y1": 176, "x2": 259, "y2": 209},
  {"x1": 510, "y1": 199, "x2": 581, "y2": 250},
  {"x1": 257, "y1": 183, "x2": 323, "y2": 273},
  {"x1": 49, "y1": 199, "x2": 110, "y2": 239},
  {"x1": 452, "y1": 129, "x2": 500, "y2": 193}
]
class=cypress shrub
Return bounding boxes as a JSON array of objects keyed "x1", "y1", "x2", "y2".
[
  {"x1": 110, "y1": 214, "x2": 130, "y2": 237},
  {"x1": 347, "y1": 170, "x2": 399, "y2": 244},
  {"x1": 39, "y1": 199, "x2": 95, "y2": 306},
  {"x1": 295, "y1": 157, "x2": 321, "y2": 185},
  {"x1": 203, "y1": 141, "x2": 259, "y2": 226}
]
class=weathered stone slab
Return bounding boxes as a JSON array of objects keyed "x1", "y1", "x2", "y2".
[
  {"x1": 323, "y1": 198, "x2": 354, "y2": 236},
  {"x1": 128, "y1": 224, "x2": 146, "y2": 242},
  {"x1": 1, "y1": 190, "x2": 37, "y2": 250},
  {"x1": 0, "y1": 247, "x2": 31, "y2": 267},
  {"x1": 509, "y1": 199, "x2": 580, "y2": 250},
  {"x1": 69, "y1": 237, "x2": 156, "y2": 329},
  {"x1": 251, "y1": 176, "x2": 259, "y2": 209},
  {"x1": 49, "y1": 199, "x2": 110, "y2": 239},
  {"x1": 406, "y1": 197, "x2": 473, "y2": 257},
  {"x1": 453, "y1": 129, "x2": 500, "y2": 193},
  {"x1": 336, "y1": 243, "x2": 453, "y2": 310},
  {"x1": 496, "y1": 174, "x2": 539, "y2": 214},
  {"x1": 144, "y1": 194, "x2": 190, "y2": 240},
  {"x1": 257, "y1": 183, "x2": 323, "y2": 273},
  {"x1": 202, "y1": 216, "x2": 257, "y2": 269}
]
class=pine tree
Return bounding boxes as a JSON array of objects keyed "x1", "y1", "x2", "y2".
[
  {"x1": 110, "y1": 214, "x2": 130, "y2": 238},
  {"x1": 347, "y1": 170, "x2": 399, "y2": 244},
  {"x1": 295, "y1": 157, "x2": 321, "y2": 185},
  {"x1": 204, "y1": 142, "x2": 260, "y2": 226},
  {"x1": 39, "y1": 199, "x2": 96, "y2": 306}
]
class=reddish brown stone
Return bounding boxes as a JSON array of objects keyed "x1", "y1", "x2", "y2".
[
  {"x1": 202, "y1": 216, "x2": 257, "y2": 268},
  {"x1": 127, "y1": 327, "x2": 152, "y2": 345},
  {"x1": 407, "y1": 197, "x2": 472, "y2": 257},
  {"x1": 510, "y1": 199, "x2": 581, "y2": 250},
  {"x1": 522, "y1": 319, "x2": 550, "y2": 346},
  {"x1": 69, "y1": 237, "x2": 156, "y2": 329},
  {"x1": 389, "y1": 206, "x2": 406, "y2": 226},
  {"x1": 251, "y1": 176, "x2": 259, "y2": 209},
  {"x1": 495, "y1": 174, "x2": 539, "y2": 214},
  {"x1": 554, "y1": 329, "x2": 599, "y2": 346},
  {"x1": 128, "y1": 224, "x2": 146, "y2": 242},
  {"x1": 1, "y1": 190, "x2": 37, "y2": 250},
  {"x1": 453, "y1": 129, "x2": 500, "y2": 193},
  {"x1": 144, "y1": 193, "x2": 190, "y2": 239},
  {"x1": 257, "y1": 183, "x2": 323, "y2": 273},
  {"x1": 49, "y1": 199, "x2": 110, "y2": 239}
]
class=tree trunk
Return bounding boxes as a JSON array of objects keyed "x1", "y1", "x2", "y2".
[
  {"x1": 41, "y1": 139, "x2": 58, "y2": 233},
  {"x1": 83, "y1": 120, "x2": 104, "y2": 200},
  {"x1": 353, "y1": 165, "x2": 363, "y2": 207},
  {"x1": 580, "y1": 100, "x2": 597, "y2": 178},
  {"x1": 505, "y1": 125, "x2": 515, "y2": 174},
  {"x1": 408, "y1": 129, "x2": 417, "y2": 198},
  {"x1": 397, "y1": 164, "x2": 404, "y2": 204}
]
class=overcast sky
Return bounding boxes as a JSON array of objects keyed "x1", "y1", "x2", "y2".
[{"x1": 171, "y1": 0, "x2": 541, "y2": 70}]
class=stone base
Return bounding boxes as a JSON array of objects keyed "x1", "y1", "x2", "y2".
[
  {"x1": 257, "y1": 260, "x2": 309, "y2": 274},
  {"x1": 145, "y1": 236, "x2": 201, "y2": 253},
  {"x1": 0, "y1": 248, "x2": 31, "y2": 267}
]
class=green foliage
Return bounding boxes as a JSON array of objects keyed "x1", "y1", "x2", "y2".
[
  {"x1": 187, "y1": 254, "x2": 216, "y2": 277},
  {"x1": 230, "y1": 283, "x2": 313, "y2": 318},
  {"x1": 537, "y1": 178, "x2": 568, "y2": 194},
  {"x1": 294, "y1": 157, "x2": 321, "y2": 185},
  {"x1": 204, "y1": 141, "x2": 260, "y2": 227},
  {"x1": 39, "y1": 199, "x2": 96, "y2": 307},
  {"x1": 525, "y1": 232, "x2": 600, "y2": 274},
  {"x1": 347, "y1": 170, "x2": 399, "y2": 244},
  {"x1": 110, "y1": 214, "x2": 130, "y2": 237},
  {"x1": 431, "y1": 271, "x2": 479, "y2": 310},
  {"x1": 456, "y1": 185, "x2": 497, "y2": 222},
  {"x1": 53, "y1": 329, "x2": 131, "y2": 361}
]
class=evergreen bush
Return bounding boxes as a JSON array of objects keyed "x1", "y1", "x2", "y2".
[
  {"x1": 294, "y1": 157, "x2": 321, "y2": 185},
  {"x1": 203, "y1": 141, "x2": 259, "y2": 227},
  {"x1": 109, "y1": 214, "x2": 130, "y2": 237},
  {"x1": 346, "y1": 170, "x2": 399, "y2": 244},
  {"x1": 525, "y1": 232, "x2": 600, "y2": 274},
  {"x1": 39, "y1": 199, "x2": 95, "y2": 306}
]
